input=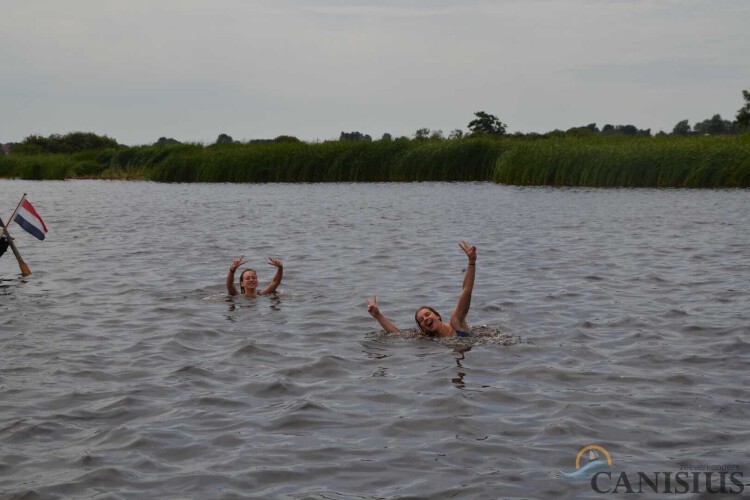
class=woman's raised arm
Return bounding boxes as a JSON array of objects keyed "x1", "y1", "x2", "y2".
[
  {"x1": 451, "y1": 241, "x2": 476, "y2": 328},
  {"x1": 260, "y1": 257, "x2": 284, "y2": 295},
  {"x1": 366, "y1": 295, "x2": 401, "y2": 334},
  {"x1": 226, "y1": 255, "x2": 246, "y2": 296}
]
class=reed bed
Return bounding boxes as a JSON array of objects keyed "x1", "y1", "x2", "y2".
[
  {"x1": 493, "y1": 135, "x2": 750, "y2": 187},
  {"x1": 0, "y1": 153, "x2": 88, "y2": 180},
  {"x1": 2, "y1": 135, "x2": 748, "y2": 187},
  {"x1": 138, "y1": 138, "x2": 505, "y2": 183}
]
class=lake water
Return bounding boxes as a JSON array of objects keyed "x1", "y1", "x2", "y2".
[{"x1": 1, "y1": 180, "x2": 748, "y2": 499}]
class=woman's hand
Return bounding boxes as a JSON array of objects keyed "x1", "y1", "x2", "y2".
[
  {"x1": 366, "y1": 295, "x2": 381, "y2": 318},
  {"x1": 459, "y1": 241, "x2": 477, "y2": 263},
  {"x1": 366, "y1": 295, "x2": 401, "y2": 333},
  {"x1": 227, "y1": 255, "x2": 246, "y2": 296},
  {"x1": 230, "y1": 255, "x2": 247, "y2": 272},
  {"x1": 267, "y1": 257, "x2": 283, "y2": 269}
]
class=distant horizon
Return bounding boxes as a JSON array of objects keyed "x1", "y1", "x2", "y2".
[{"x1": 3, "y1": 113, "x2": 746, "y2": 148}]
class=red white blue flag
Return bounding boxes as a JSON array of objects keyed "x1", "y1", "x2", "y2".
[{"x1": 14, "y1": 199, "x2": 48, "y2": 240}]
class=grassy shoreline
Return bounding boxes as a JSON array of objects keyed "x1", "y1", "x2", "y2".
[{"x1": 1, "y1": 135, "x2": 749, "y2": 187}]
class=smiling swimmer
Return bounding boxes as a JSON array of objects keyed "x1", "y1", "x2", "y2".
[
  {"x1": 226, "y1": 254, "x2": 284, "y2": 297},
  {"x1": 366, "y1": 241, "x2": 477, "y2": 337}
]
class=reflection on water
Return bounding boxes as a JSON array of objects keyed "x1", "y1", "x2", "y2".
[
  {"x1": 0, "y1": 180, "x2": 749, "y2": 498},
  {"x1": 452, "y1": 347, "x2": 470, "y2": 389}
]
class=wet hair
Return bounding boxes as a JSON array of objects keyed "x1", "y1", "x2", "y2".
[
  {"x1": 238, "y1": 268, "x2": 257, "y2": 294},
  {"x1": 415, "y1": 306, "x2": 442, "y2": 336}
]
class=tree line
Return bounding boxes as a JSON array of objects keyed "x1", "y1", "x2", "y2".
[{"x1": 4, "y1": 90, "x2": 749, "y2": 154}]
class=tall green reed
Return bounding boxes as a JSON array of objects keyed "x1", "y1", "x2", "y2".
[
  {"x1": 493, "y1": 135, "x2": 750, "y2": 187},
  {"x1": 144, "y1": 139, "x2": 503, "y2": 183},
  {"x1": 2, "y1": 135, "x2": 748, "y2": 187}
]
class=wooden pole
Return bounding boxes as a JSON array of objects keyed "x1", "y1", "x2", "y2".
[
  {"x1": 0, "y1": 213, "x2": 32, "y2": 277},
  {"x1": 2, "y1": 193, "x2": 27, "y2": 234}
]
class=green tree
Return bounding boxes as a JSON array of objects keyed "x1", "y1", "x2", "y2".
[
  {"x1": 216, "y1": 133, "x2": 233, "y2": 144},
  {"x1": 339, "y1": 131, "x2": 371, "y2": 142},
  {"x1": 618, "y1": 125, "x2": 639, "y2": 136},
  {"x1": 429, "y1": 129, "x2": 444, "y2": 141},
  {"x1": 273, "y1": 135, "x2": 302, "y2": 143},
  {"x1": 693, "y1": 114, "x2": 731, "y2": 135},
  {"x1": 584, "y1": 123, "x2": 599, "y2": 133},
  {"x1": 467, "y1": 111, "x2": 507, "y2": 136},
  {"x1": 16, "y1": 132, "x2": 119, "y2": 154},
  {"x1": 672, "y1": 120, "x2": 691, "y2": 136},
  {"x1": 156, "y1": 137, "x2": 181, "y2": 145},
  {"x1": 601, "y1": 124, "x2": 650, "y2": 137},
  {"x1": 448, "y1": 129, "x2": 464, "y2": 140},
  {"x1": 566, "y1": 123, "x2": 599, "y2": 134},
  {"x1": 736, "y1": 89, "x2": 750, "y2": 127},
  {"x1": 565, "y1": 127, "x2": 597, "y2": 137},
  {"x1": 414, "y1": 128, "x2": 431, "y2": 141}
]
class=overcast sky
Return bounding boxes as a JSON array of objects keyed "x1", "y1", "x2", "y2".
[{"x1": 2, "y1": 0, "x2": 748, "y2": 145}]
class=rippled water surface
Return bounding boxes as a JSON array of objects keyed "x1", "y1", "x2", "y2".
[{"x1": 1, "y1": 181, "x2": 748, "y2": 499}]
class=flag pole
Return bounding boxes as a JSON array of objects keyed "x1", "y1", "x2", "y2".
[
  {"x1": 0, "y1": 214, "x2": 32, "y2": 276},
  {"x1": 2, "y1": 193, "x2": 27, "y2": 234}
]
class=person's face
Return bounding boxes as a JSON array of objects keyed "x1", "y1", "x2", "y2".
[
  {"x1": 240, "y1": 270, "x2": 258, "y2": 291},
  {"x1": 416, "y1": 307, "x2": 440, "y2": 333}
]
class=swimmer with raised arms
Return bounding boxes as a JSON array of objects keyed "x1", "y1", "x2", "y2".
[
  {"x1": 227, "y1": 255, "x2": 284, "y2": 297},
  {"x1": 366, "y1": 241, "x2": 477, "y2": 337}
]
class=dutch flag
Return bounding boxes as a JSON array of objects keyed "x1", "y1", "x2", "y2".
[{"x1": 14, "y1": 199, "x2": 48, "y2": 240}]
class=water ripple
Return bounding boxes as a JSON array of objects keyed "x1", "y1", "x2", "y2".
[{"x1": 1, "y1": 181, "x2": 748, "y2": 497}]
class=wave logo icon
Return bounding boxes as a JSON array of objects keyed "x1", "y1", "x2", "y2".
[{"x1": 559, "y1": 445, "x2": 612, "y2": 480}]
